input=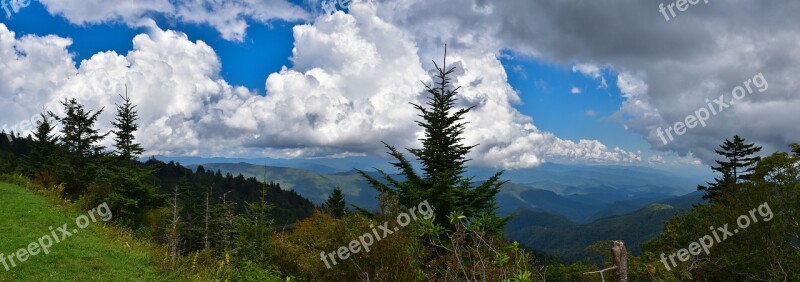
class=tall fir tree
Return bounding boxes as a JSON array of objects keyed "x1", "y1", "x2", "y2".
[
  {"x1": 698, "y1": 135, "x2": 762, "y2": 202},
  {"x1": 99, "y1": 90, "x2": 163, "y2": 226},
  {"x1": 26, "y1": 113, "x2": 62, "y2": 180},
  {"x1": 112, "y1": 89, "x2": 144, "y2": 160},
  {"x1": 49, "y1": 98, "x2": 107, "y2": 196},
  {"x1": 51, "y1": 98, "x2": 106, "y2": 159},
  {"x1": 321, "y1": 186, "x2": 347, "y2": 218},
  {"x1": 360, "y1": 47, "x2": 506, "y2": 232}
]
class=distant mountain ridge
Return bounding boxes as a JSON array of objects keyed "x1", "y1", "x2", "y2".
[
  {"x1": 184, "y1": 161, "x2": 708, "y2": 220},
  {"x1": 504, "y1": 191, "x2": 705, "y2": 262},
  {"x1": 186, "y1": 163, "x2": 383, "y2": 210},
  {"x1": 183, "y1": 160, "x2": 709, "y2": 262}
]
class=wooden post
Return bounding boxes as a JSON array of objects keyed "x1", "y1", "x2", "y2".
[{"x1": 611, "y1": 240, "x2": 627, "y2": 282}]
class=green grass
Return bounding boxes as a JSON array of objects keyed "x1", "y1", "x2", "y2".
[{"x1": 0, "y1": 181, "x2": 175, "y2": 281}]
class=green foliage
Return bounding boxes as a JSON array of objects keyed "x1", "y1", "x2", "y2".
[
  {"x1": 212, "y1": 191, "x2": 237, "y2": 253},
  {"x1": 0, "y1": 181, "x2": 185, "y2": 281},
  {"x1": 0, "y1": 92, "x2": 320, "y2": 280},
  {"x1": 321, "y1": 186, "x2": 348, "y2": 218},
  {"x1": 51, "y1": 98, "x2": 107, "y2": 158},
  {"x1": 424, "y1": 212, "x2": 535, "y2": 281},
  {"x1": 644, "y1": 143, "x2": 800, "y2": 280},
  {"x1": 25, "y1": 113, "x2": 67, "y2": 185},
  {"x1": 147, "y1": 161, "x2": 315, "y2": 227},
  {"x1": 83, "y1": 156, "x2": 165, "y2": 227},
  {"x1": 359, "y1": 48, "x2": 506, "y2": 233},
  {"x1": 506, "y1": 205, "x2": 685, "y2": 262},
  {"x1": 236, "y1": 182, "x2": 274, "y2": 265},
  {"x1": 697, "y1": 135, "x2": 762, "y2": 202},
  {"x1": 112, "y1": 90, "x2": 144, "y2": 160},
  {"x1": 269, "y1": 205, "x2": 427, "y2": 281},
  {"x1": 49, "y1": 98, "x2": 108, "y2": 197}
]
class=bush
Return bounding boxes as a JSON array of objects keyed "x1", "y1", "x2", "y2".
[{"x1": 270, "y1": 208, "x2": 426, "y2": 281}]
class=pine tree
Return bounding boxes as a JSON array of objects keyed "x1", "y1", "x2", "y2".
[
  {"x1": 51, "y1": 98, "x2": 106, "y2": 158},
  {"x1": 698, "y1": 135, "x2": 762, "y2": 202},
  {"x1": 360, "y1": 47, "x2": 506, "y2": 232},
  {"x1": 32, "y1": 113, "x2": 58, "y2": 150},
  {"x1": 27, "y1": 113, "x2": 61, "y2": 179},
  {"x1": 321, "y1": 186, "x2": 347, "y2": 218},
  {"x1": 50, "y1": 98, "x2": 107, "y2": 196},
  {"x1": 112, "y1": 90, "x2": 144, "y2": 160}
]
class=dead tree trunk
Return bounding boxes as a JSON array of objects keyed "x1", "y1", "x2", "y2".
[
  {"x1": 611, "y1": 240, "x2": 627, "y2": 282},
  {"x1": 220, "y1": 191, "x2": 234, "y2": 252},
  {"x1": 168, "y1": 185, "x2": 180, "y2": 264},
  {"x1": 203, "y1": 186, "x2": 212, "y2": 250}
]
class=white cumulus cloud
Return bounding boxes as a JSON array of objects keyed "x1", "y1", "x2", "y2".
[{"x1": 0, "y1": 1, "x2": 650, "y2": 168}]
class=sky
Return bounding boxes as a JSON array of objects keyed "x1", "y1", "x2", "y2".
[{"x1": 1, "y1": 0, "x2": 797, "y2": 170}]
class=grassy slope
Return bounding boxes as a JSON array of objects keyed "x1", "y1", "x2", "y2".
[{"x1": 0, "y1": 182, "x2": 172, "y2": 281}]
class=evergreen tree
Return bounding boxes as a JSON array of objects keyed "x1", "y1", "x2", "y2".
[
  {"x1": 360, "y1": 47, "x2": 506, "y2": 232},
  {"x1": 112, "y1": 90, "x2": 144, "y2": 160},
  {"x1": 85, "y1": 93, "x2": 162, "y2": 226},
  {"x1": 50, "y1": 98, "x2": 107, "y2": 196},
  {"x1": 51, "y1": 98, "x2": 106, "y2": 158},
  {"x1": 87, "y1": 156, "x2": 163, "y2": 226},
  {"x1": 32, "y1": 113, "x2": 58, "y2": 150},
  {"x1": 321, "y1": 186, "x2": 347, "y2": 218},
  {"x1": 26, "y1": 113, "x2": 62, "y2": 180},
  {"x1": 698, "y1": 135, "x2": 762, "y2": 202}
]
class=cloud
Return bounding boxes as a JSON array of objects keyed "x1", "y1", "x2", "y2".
[
  {"x1": 570, "y1": 87, "x2": 581, "y2": 94},
  {"x1": 373, "y1": 0, "x2": 800, "y2": 165},
  {"x1": 572, "y1": 63, "x2": 608, "y2": 89},
  {"x1": 0, "y1": 1, "x2": 646, "y2": 169},
  {"x1": 37, "y1": 0, "x2": 174, "y2": 24},
  {"x1": 37, "y1": 0, "x2": 310, "y2": 41},
  {"x1": 585, "y1": 109, "x2": 597, "y2": 118},
  {"x1": 0, "y1": 24, "x2": 77, "y2": 135},
  {"x1": 431, "y1": 50, "x2": 640, "y2": 168},
  {"x1": 0, "y1": 5, "x2": 427, "y2": 159},
  {"x1": 510, "y1": 64, "x2": 526, "y2": 80}
]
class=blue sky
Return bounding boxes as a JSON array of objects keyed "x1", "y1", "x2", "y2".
[
  {"x1": 2, "y1": 1, "x2": 650, "y2": 154},
  {"x1": 5, "y1": 0, "x2": 793, "y2": 170},
  {"x1": 1, "y1": 1, "x2": 294, "y2": 91},
  {"x1": 499, "y1": 56, "x2": 641, "y2": 152}
]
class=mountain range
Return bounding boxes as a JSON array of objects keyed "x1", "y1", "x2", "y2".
[{"x1": 173, "y1": 156, "x2": 710, "y2": 261}]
